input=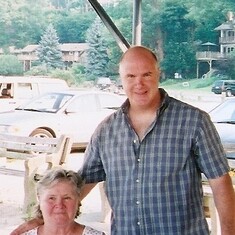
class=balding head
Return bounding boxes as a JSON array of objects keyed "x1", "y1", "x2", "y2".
[
  {"x1": 119, "y1": 46, "x2": 158, "y2": 71},
  {"x1": 119, "y1": 46, "x2": 160, "y2": 78}
]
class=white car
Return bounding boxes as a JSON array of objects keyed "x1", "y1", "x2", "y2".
[
  {"x1": 0, "y1": 89, "x2": 126, "y2": 149},
  {"x1": 209, "y1": 98, "x2": 235, "y2": 168}
]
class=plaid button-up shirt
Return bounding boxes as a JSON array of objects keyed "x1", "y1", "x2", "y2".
[{"x1": 81, "y1": 89, "x2": 229, "y2": 235}]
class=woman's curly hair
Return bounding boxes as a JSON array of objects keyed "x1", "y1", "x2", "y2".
[{"x1": 33, "y1": 168, "x2": 84, "y2": 219}]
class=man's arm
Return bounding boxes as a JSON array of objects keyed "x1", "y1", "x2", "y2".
[
  {"x1": 209, "y1": 173, "x2": 235, "y2": 235},
  {"x1": 10, "y1": 218, "x2": 44, "y2": 235},
  {"x1": 81, "y1": 182, "x2": 97, "y2": 200}
]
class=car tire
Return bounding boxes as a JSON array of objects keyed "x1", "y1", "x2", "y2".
[
  {"x1": 30, "y1": 128, "x2": 54, "y2": 138},
  {"x1": 226, "y1": 90, "x2": 232, "y2": 97}
]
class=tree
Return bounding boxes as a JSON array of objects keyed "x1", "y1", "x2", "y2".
[
  {"x1": 158, "y1": 1, "x2": 196, "y2": 79},
  {"x1": 0, "y1": 0, "x2": 48, "y2": 48},
  {"x1": 54, "y1": 11, "x2": 95, "y2": 43},
  {"x1": 36, "y1": 24, "x2": 63, "y2": 70},
  {"x1": 85, "y1": 18, "x2": 109, "y2": 80},
  {"x1": 0, "y1": 55, "x2": 23, "y2": 75},
  {"x1": 215, "y1": 52, "x2": 235, "y2": 79}
]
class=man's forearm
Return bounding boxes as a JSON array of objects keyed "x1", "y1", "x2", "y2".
[
  {"x1": 81, "y1": 182, "x2": 97, "y2": 200},
  {"x1": 10, "y1": 217, "x2": 44, "y2": 235},
  {"x1": 209, "y1": 174, "x2": 235, "y2": 234}
]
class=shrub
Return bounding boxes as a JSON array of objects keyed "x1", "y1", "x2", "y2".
[{"x1": 0, "y1": 55, "x2": 23, "y2": 75}]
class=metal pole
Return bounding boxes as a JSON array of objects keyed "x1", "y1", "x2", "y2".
[
  {"x1": 87, "y1": 0, "x2": 130, "y2": 52},
  {"x1": 132, "y1": 0, "x2": 142, "y2": 45}
]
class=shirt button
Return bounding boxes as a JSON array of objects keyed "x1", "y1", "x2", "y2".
[
  {"x1": 137, "y1": 158, "x2": 140, "y2": 162},
  {"x1": 133, "y1": 139, "x2": 137, "y2": 144},
  {"x1": 137, "y1": 221, "x2": 140, "y2": 226},
  {"x1": 136, "y1": 179, "x2": 139, "y2": 183},
  {"x1": 136, "y1": 201, "x2": 140, "y2": 205}
]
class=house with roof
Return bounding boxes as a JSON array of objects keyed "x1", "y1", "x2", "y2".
[
  {"x1": 214, "y1": 11, "x2": 235, "y2": 55},
  {"x1": 8, "y1": 43, "x2": 89, "y2": 71},
  {"x1": 196, "y1": 12, "x2": 235, "y2": 78}
]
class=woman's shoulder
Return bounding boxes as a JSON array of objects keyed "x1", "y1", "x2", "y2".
[{"x1": 83, "y1": 226, "x2": 105, "y2": 235}]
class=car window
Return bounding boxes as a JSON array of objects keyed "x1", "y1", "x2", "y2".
[
  {"x1": 67, "y1": 94, "x2": 97, "y2": 112},
  {"x1": 0, "y1": 83, "x2": 13, "y2": 98},
  {"x1": 213, "y1": 81, "x2": 223, "y2": 86},
  {"x1": 16, "y1": 83, "x2": 34, "y2": 99},
  {"x1": 98, "y1": 93, "x2": 123, "y2": 109},
  {"x1": 21, "y1": 93, "x2": 73, "y2": 112}
]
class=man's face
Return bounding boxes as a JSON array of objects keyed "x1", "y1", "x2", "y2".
[{"x1": 119, "y1": 48, "x2": 160, "y2": 108}]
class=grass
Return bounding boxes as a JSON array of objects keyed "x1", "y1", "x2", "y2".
[{"x1": 160, "y1": 78, "x2": 214, "y2": 93}]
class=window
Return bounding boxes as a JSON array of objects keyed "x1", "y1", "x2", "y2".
[{"x1": 17, "y1": 83, "x2": 33, "y2": 99}]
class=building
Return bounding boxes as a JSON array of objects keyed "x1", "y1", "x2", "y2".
[
  {"x1": 215, "y1": 11, "x2": 235, "y2": 55},
  {"x1": 196, "y1": 12, "x2": 235, "y2": 78},
  {"x1": 7, "y1": 43, "x2": 89, "y2": 71}
]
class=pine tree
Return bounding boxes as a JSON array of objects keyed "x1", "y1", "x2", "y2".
[
  {"x1": 85, "y1": 18, "x2": 109, "y2": 80},
  {"x1": 36, "y1": 24, "x2": 63, "y2": 70}
]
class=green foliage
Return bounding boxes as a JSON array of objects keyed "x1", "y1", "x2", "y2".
[
  {"x1": 214, "y1": 51, "x2": 235, "y2": 79},
  {"x1": 71, "y1": 63, "x2": 86, "y2": 84},
  {"x1": 105, "y1": 0, "x2": 132, "y2": 44},
  {"x1": 24, "y1": 65, "x2": 49, "y2": 76},
  {"x1": 54, "y1": 12, "x2": 95, "y2": 43},
  {"x1": 158, "y1": 1, "x2": 196, "y2": 79},
  {"x1": 101, "y1": 0, "x2": 132, "y2": 75},
  {"x1": 185, "y1": 0, "x2": 234, "y2": 43},
  {"x1": 0, "y1": 0, "x2": 47, "y2": 48},
  {"x1": 160, "y1": 77, "x2": 215, "y2": 90},
  {"x1": 0, "y1": 0, "x2": 235, "y2": 82},
  {"x1": 0, "y1": 55, "x2": 23, "y2": 75},
  {"x1": 49, "y1": 69, "x2": 76, "y2": 86},
  {"x1": 36, "y1": 24, "x2": 63, "y2": 70},
  {"x1": 85, "y1": 18, "x2": 110, "y2": 80},
  {"x1": 194, "y1": 76, "x2": 217, "y2": 88}
]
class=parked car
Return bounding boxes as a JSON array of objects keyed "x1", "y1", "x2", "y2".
[
  {"x1": 225, "y1": 83, "x2": 235, "y2": 97},
  {"x1": 209, "y1": 98, "x2": 235, "y2": 168},
  {"x1": 0, "y1": 89, "x2": 126, "y2": 150},
  {"x1": 0, "y1": 76, "x2": 69, "y2": 112},
  {"x1": 211, "y1": 80, "x2": 235, "y2": 95},
  {"x1": 96, "y1": 77, "x2": 112, "y2": 90}
]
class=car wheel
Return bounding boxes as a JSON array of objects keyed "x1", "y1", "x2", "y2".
[
  {"x1": 29, "y1": 129, "x2": 54, "y2": 155},
  {"x1": 226, "y1": 90, "x2": 232, "y2": 97},
  {"x1": 30, "y1": 128, "x2": 54, "y2": 138}
]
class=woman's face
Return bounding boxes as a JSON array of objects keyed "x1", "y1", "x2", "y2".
[{"x1": 39, "y1": 181, "x2": 80, "y2": 226}]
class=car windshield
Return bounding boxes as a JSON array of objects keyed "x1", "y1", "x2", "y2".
[
  {"x1": 213, "y1": 81, "x2": 223, "y2": 86},
  {"x1": 16, "y1": 93, "x2": 73, "y2": 113},
  {"x1": 209, "y1": 100, "x2": 235, "y2": 123}
]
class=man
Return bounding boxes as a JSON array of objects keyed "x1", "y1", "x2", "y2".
[{"x1": 11, "y1": 46, "x2": 235, "y2": 235}]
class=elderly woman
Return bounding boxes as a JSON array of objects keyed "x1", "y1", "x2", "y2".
[{"x1": 21, "y1": 168, "x2": 104, "y2": 235}]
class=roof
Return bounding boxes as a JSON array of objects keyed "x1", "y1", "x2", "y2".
[
  {"x1": 0, "y1": 43, "x2": 89, "y2": 54},
  {"x1": 214, "y1": 22, "x2": 235, "y2": 30},
  {"x1": 60, "y1": 43, "x2": 89, "y2": 51},
  {"x1": 19, "y1": 43, "x2": 89, "y2": 53},
  {"x1": 21, "y1": 45, "x2": 39, "y2": 52}
]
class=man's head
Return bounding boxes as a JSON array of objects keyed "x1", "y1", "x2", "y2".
[{"x1": 119, "y1": 46, "x2": 161, "y2": 109}]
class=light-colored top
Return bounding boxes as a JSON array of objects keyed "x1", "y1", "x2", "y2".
[
  {"x1": 81, "y1": 88, "x2": 229, "y2": 235},
  {"x1": 21, "y1": 226, "x2": 104, "y2": 235}
]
